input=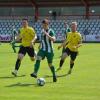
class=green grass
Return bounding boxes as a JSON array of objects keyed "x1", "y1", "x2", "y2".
[{"x1": 0, "y1": 43, "x2": 100, "y2": 100}]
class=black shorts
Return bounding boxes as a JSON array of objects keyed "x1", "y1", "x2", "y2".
[
  {"x1": 64, "y1": 48, "x2": 78, "y2": 61},
  {"x1": 18, "y1": 45, "x2": 35, "y2": 57}
]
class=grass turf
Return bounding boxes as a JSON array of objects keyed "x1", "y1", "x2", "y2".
[{"x1": 0, "y1": 43, "x2": 100, "y2": 100}]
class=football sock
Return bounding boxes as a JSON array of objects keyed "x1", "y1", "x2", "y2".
[
  {"x1": 50, "y1": 66, "x2": 56, "y2": 76},
  {"x1": 70, "y1": 63, "x2": 74, "y2": 69},
  {"x1": 60, "y1": 59, "x2": 64, "y2": 68},
  {"x1": 34, "y1": 60, "x2": 40, "y2": 73},
  {"x1": 15, "y1": 59, "x2": 21, "y2": 70}
]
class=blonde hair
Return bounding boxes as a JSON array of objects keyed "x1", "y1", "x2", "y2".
[{"x1": 71, "y1": 21, "x2": 77, "y2": 26}]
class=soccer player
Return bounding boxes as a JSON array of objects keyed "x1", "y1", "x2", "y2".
[
  {"x1": 10, "y1": 27, "x2": 20, "y2": 53},
  {"x1": 30, "y1": 19, "x2": 57, "y2": 82},
  {"x1": 62, "y1": 22, "x2": 71, "y2": 53},
  {"x1": 10, "y1": 42, "x2": 20, "y2": 53},
  {"x1": 64, "y1": 22, "x2": 71, "y2": 39},
  {"x1": 58, "y1": 22, "x2": 71, "y2": 63},
  {"x1": 12, "y1": 18, "x2": 37, "y2": 76},
  {"x1": 56, "y1": 21, "x2": 82, "y2": 74}
]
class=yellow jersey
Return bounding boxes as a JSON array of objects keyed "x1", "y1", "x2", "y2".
[
  {"x1": 65, "y1": 31, "x2": 82, "y2": 52},
  {"x1": 20, "y1": 26, "x2": 36, "y2": 47}
]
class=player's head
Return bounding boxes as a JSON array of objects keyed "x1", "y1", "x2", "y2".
[
  {"x1": 22, "y1": 18, "x2": 28, "y2": 28},
  {"x1": 71, "y1": 21, "x2": 77, "y2": 32},
  {"x1": 42, "y1": 19, "x2": 49, "y2": 29}
]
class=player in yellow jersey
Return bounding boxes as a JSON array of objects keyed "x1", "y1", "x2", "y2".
[
  {"x1": 12, "y1": 19, "x2": 37, "y2": 76},
  {"x1": 56, "y1": 21, "x2": 82, "y2": 74}
]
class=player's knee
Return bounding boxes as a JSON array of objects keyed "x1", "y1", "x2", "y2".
[
  {"x1": 61, "y1": 56, "x2": 65, "y2": 61},
  {"x1": 61, "y1": 53, "x2": 68, "y2": 60},
  {"x1": 61, "y1": 56, "x2": 65, "y2": 60},
  {"x1": 36, "y1": 56, "x2": 42, "y2": 60},
  {"x1": 18, "y1": 54, "x2": 24, "y2": 60}
]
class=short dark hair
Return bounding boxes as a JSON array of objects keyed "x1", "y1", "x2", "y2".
[
  {"x1": 22, "y1": 18, "x2": 28, "y2": 21},
  {"x1": 42, "y1": 19, "x2": 49, "y2": 24}
]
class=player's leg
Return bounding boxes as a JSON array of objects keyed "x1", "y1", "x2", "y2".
[
  {"x1": 10, "y1": 41, "x2": 17, "y2": 53},
  {"x1": 61, "y1": 42, "x2": 68, "y2": 56},
  {"x1": 56, "y1": 53, "x2": 67, "y2": 71},
  {"x1": 67, "y1": 52, "x2": 78, "y2": 75},
  {"x1": 56, "y1": 48, "x2": 70, "y2": 72},
  {"x1": 62, "y1": 46, "x2": 65, "y2": 54},
  {"x1": 12, "y1": 46, "x2": 26, "y2": 76},
  {"x1": 47, "y1": 52, "x2": 57, "y2": 82},
  {"x1": 26, "y1": 47, "x2": 36, "y2": 61},
  {"x1": 59, "y1": 46, "x2": 65, "y2": 58},
  {"x1": 30, "y1": 50, "x2": 45, "y2": 78},
  {"x1": 10, "y1": 41, "x2": 21, "y2": 53}
]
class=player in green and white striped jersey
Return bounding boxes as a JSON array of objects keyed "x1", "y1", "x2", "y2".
[
  {"x1": 31, "y1": 19, "x2": 57, "y2": 82},
  {"x1": 62, "y1": 22, "x2": 71, "y2": 53},
  {"x1": 40, "y1": 28, "x2": 54, "y2": 53}
]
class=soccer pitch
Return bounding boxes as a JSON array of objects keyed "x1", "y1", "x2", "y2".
[{"x1": 0, "y1": 43, "x2": 100, "y2": 100}]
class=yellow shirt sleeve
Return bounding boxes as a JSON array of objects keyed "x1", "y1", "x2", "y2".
[{"x1": 30, "y1": 27, "x2": 36, "y2": 37}]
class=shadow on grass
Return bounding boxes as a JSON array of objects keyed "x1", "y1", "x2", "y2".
[
  {"x1": 5, "y1": 81, "x2": 53, "y2": 88},
  {"x1": 44, "y1": 73, "x2": 70, "y2": 78},
  {"x1": 0, "y1": 75, "x2": 26, "y2": 79},
  {"x1": 5, "y1": 82, "x2": 36, "y2": 87}
]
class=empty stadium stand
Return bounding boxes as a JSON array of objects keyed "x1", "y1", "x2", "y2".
[{"x1": 0, "y1": 16, "x2": 100, "y2": 41}]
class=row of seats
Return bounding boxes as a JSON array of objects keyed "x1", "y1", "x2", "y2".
[{"x1": 0, "y1": 17, "x2": 100, "y2": 41}]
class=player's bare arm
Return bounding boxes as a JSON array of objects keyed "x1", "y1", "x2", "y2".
[
  {"x1": 58, "y1": 40, "x2": 67, "y2": 50},
  {"x1": 44, "y1": 31, "x2": 56, "y2": 42},
  {"x1": 30, "y1": 34, "x2": 37, "y2": 47}
]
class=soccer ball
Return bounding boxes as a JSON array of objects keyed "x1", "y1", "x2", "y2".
[{"x1": 37, "y1": 78, "x2": 46, "y2": 86}]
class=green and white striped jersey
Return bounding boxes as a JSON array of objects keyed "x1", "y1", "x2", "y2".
[{"x1": 40, "y1": 28, "x2": 55, "y2": 53}]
